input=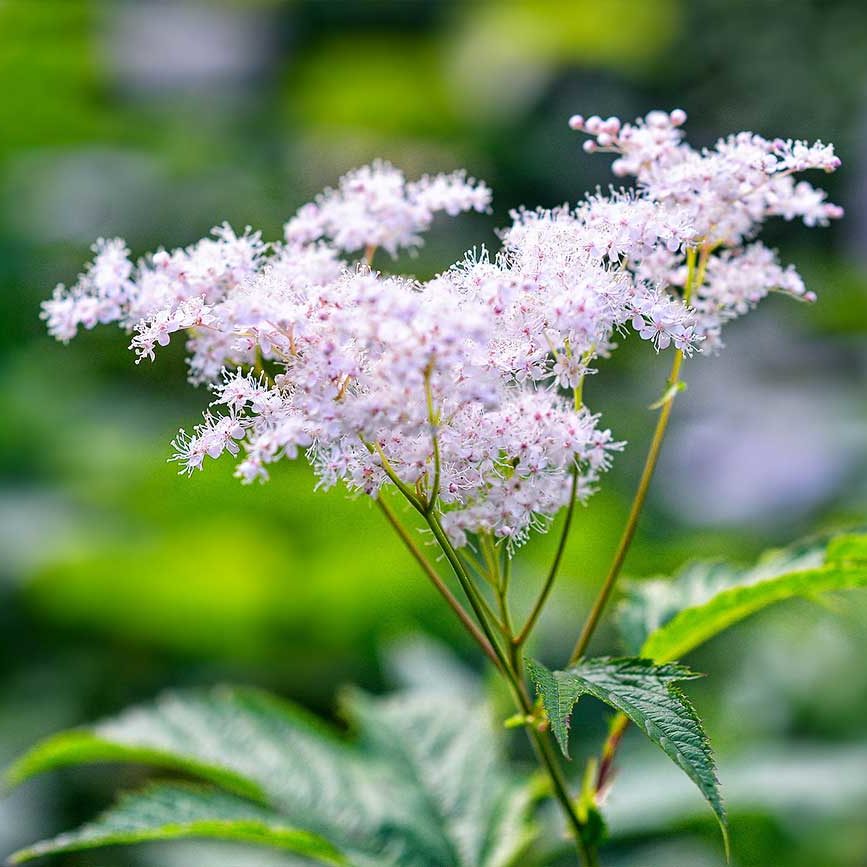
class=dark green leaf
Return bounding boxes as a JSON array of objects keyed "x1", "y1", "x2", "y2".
[{"x1": 526, "y1": 657, "x2": 725, "y2": 843}]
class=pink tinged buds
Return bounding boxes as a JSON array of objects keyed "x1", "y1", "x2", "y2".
[
  {"x1": 585, "y1": 115, "x2": 603, "y2": 134},
  {"x1": 568, "y1": 114, "x2": 585, "y2": 130},
  {"x1": 645, "y1": 110, "x2": 670, "y2": 127},
  {"x1": 669, "y1": 108, "x2": 687, "y2": 126}
]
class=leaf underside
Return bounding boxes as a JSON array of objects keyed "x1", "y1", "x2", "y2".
[{"x1": 6, "y1": 686, "x2": 535, "y2": 867}]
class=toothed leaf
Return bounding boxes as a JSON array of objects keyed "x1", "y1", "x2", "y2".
[
  {"x1": 6, "y1": 686, "x2": 535, "y2": 867},
  {"x1": 8, "y1": 783, "x2": 344, "y2": 864},
  {"x1": 526, "y1": 656, "x2": 726, "y2": 842}
]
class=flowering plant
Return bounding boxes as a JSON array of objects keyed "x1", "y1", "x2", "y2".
[{"x1": 9, "y1": 110, "x2": 866, "y2": 866}]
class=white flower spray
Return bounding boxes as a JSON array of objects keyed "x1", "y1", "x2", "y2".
[{"x1": 42, "y1": 110, "x2": 839, "y2": 552}]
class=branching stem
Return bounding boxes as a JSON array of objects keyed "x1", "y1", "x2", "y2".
[
  {"x1": 376, "y1": 497, "x2": 498, "y2": 666},
  {"x1": 514, "y1": 465, "x2": 580, "y2": 647},
  {"x1": 420, "y1": 512, "x2": 591, "y2": 864},
  {"x1": 568, "y1": 244, "x2": 702, "y2": 665},
  {"x1": 371, "y1": 240, "x2": 713, "y2": 862}
]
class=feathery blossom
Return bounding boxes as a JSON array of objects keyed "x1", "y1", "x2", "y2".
[
  {"x1": 570, "y1": 108, "x2": 841, "y2": 350},
  {"x1": 42, "y1": 238, "x2": 134, "y2": 342},
  {"x1": 42, "y1": 111, "x2": 840, "y2": 550},
  {"x1": 283, "y1": 161, "x2": 491, "y2": 257}
]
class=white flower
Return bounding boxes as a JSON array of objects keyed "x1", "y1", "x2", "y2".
[
  {"x1": 41, "y1": 238, "x2": 134, "y2": 341},
  {"x1": 283, "y1": 161, "x2": 491, "y2": 257},
  {"x1": 44, "y1": 112, "x2": 839, "y2": 550}
]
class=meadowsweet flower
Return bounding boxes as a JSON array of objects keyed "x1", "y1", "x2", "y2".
[
  {"x1": 691, "y1": 243, "x2": 813, "y2": 350},
  {"x1": 41, "y1": 238, "x2": 134, "y2": 341},
  {"x1": 43, "y1": 111, "x2": 839, "y2": 550},
  {"x1": 571, "y1": 108, "x2": 841, "y2": 349},
  {"x1": 283, "y1": 161, "x2": 491, "y2": 257}
]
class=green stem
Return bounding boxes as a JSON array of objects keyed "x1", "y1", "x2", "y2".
[
  {"x1": 376, "y1": 498, "x2": 499, "y2": 667},
  {"x1": 422, "y1": 513, "x2": 590, "y2": 865},
  {"x1": 567, "y1": 244, "x2": 704, "y2": 667},
  {"x1": 473, "y1": 585, "x2": 510, "y2": 638},
  {"x1": 423, "y1": 367, "x2": 442, "y2": 514},
  {"x1": 569, "y1": 348, "x2": 684, "y2": 665},
  {"x1": 367, "y1": 440, "x2": 426, "y2": 516},
  {"x1": 514, "y1": 465, "x2": 580, "y2": 647},
  {"x1": 459, "y1": 546, "x2": 495, "y2": 587},
  {"x1": 497, "y1": 548, "x2": 514, "y2": 637}
]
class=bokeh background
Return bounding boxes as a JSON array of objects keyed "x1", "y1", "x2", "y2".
[{"x1": 1, "y1": 1, "x2": 866, "y2": 865}]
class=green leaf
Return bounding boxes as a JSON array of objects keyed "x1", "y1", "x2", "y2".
[
  {"x1": 618, "y1": 533, "x2": 867, "y2": 663},
  {"x1": 345, "y1": 689, "x2": 536, "y2": 867},
  {"x1": 6, "y1": 686, "x2": 535, "y2": 867},
  {"x1": 526, "y1": 657, "x2": 726, "y2": 843},
  {"x1": 9, "y1": 783, "x2": 344, "y2": 865}
]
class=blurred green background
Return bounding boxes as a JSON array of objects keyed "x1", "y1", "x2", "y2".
[{"x1": 1, "y1": 1, "x2": 866, "y2": 864}]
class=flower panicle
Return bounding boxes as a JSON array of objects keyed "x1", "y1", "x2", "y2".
[{"x1": 43, "y1": 112, "x2": 840, "y2": 549}]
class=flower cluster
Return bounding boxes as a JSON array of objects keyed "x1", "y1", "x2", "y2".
[
  {"x1": 283, "y1": 161, "x2": 491, "y2": 257},
  {"x1": 42, "y1": 111, "x2": 840, "y2": 549},
  {"x1": 570, "y1": 109, "x2": 841, "y2": 348}
]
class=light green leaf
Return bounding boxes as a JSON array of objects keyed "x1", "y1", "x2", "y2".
[
  {"x1": 619, "y1": 533, "x2": 867, "y2": 663},
  {"x1": 6, "y1": 686, "x2": 535, "y2": 867},
  {"x1": 9, "y1": 783, "x2": 344, "y2": 865},
  {"x1": 526, "y1": 657, "x2": 725, "y2": 842}
]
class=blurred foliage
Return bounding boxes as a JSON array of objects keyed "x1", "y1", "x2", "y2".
[{"x1": 1, "y1": 0, "x2": 866, "y2": 865}]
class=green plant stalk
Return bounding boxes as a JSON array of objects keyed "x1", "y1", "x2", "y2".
[
  {"x1": 514, "y1": 466, "x2": 580, "y2": 647},
  {"x1": 566, "y1": 249, "x2": 711, "y2": 840},
  {"x1": 567, "y1": 245, "x2": 703, "y2": 666},
  {"x1": 378, "y1": 246, "x2": 705, "y2": 862},
  {"x1": 382, "y1": 476, "x2": 590, "y2": 864},
  {"x1": 386, "y1": 409, "x2": 590, "y2": 861},
  {"x1": 568, "y1": 348, "x2": 684, "y2": 664},
  {"x1": 417, "y1": 511, "x2": 591, "y2": 865},
  {"x1": 376, "y1": 498, "x2": 499, "y2": 666},
  {"x1": 422, "y1": 366, "x2": 442, "y2": 515}
]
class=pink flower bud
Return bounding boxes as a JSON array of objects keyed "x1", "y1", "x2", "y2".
[
  {"x1": 585, "y1": 115, "x2": 602, "y2": 134},
  {"x1": 568, "y1": 114, "x2": 585, "y2": 130}
]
